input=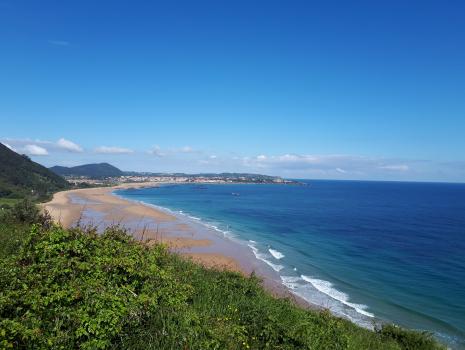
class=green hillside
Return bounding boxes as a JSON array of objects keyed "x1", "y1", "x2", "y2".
[
  {"x1": 50, "y1": 163, "x2": 124, "y2": 178},
  {"x1": 0, "y1": 216, "x2": 444, "y2": 350},
  {"x1": 0, "y1": 143, "x2": 69, "y2": 201}
]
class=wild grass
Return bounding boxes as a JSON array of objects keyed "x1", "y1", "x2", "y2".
[
  {"x1": 0, "y1": 204, "x2": 445, "y2": 349},
  {"x1": 0, "y1": 198, "x2": 21, "y2": 209}
]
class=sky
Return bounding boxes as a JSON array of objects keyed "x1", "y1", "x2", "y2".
[{"x1": 1, "y1": 0, "x2": 465, "y2": 182}]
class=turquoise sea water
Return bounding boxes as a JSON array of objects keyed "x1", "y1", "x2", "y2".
[{"x1": 116, "y1": 180, "x2": 465, "y2": 348}]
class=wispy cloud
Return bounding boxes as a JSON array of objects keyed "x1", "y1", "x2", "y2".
[
  {"x1": 95, "y1": 146, "x2": 134, "y2": 154},
  {"x1": 147, "y1": 145, "x2": 199, "y2": 157},
  {"x1": 240, "y1": 153, "x2": 416, "y2": 178},
  {"x1": 148, "y1": 145, "x2": 166, "y2": 157},
  {"x1": 179, "y1": 146, "x2": 194, "y2": 153},
  {"x1": 23, "y1": 144, "x2": 48, "y2": 156},
  {"x1": 378, "y1": 164, "x2": 409, "y2": 171},
  {"x1": 57, "y1": 138, "x2": 83, "y2": 153},
  {"x1": 1, "y1": 137, "x2": 82, "y2": 155},
  {"x1": 1, "y1": 139, "x2": 51, "y2": 155},
  {"x1": 48, "y1": 40, "x2": 70, "y2": 46},
  {"x1": 3, "y1": 136, "x2": 463, "y2": 181},
  {"x1": 1, "y1": 142, "x2": 16, "y2": 152}
]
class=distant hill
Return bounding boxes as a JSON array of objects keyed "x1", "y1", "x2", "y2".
[
  {"x1": 0, "y1": 143, "x2": 69, "y2": 200},
  {"x1": 50, "y1": 163, "x2": 124, "y2": 178}
]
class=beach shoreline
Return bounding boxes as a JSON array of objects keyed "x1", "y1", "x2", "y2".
[
  {"x1": 42, "y1": 182, "x2": 244, "y2": 272},
  {"x1": 42, "y1": 182, "x2": 315, "y2": 309}
]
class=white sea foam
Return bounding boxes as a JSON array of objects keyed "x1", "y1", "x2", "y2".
[
  {"x1": 301, "y1": 275, "x2": 374, "y2": 317},
  {"x1": 115, "y1": 191, "x2": 376, "y2": 329},
  {"x1": 269, "y1": 248, "x2": 285, "y2": 260},
  {"x1": 205, "y1": 223, "x2": 220, "y2": 232},
  {"x1": 203, "y1": 223, "x2": 233, "y2": 238},
  {"x1": 247, "y1": 243, "x2": 284, "y2": 272},
  {"x1": 280, "y1": 276, "x2": 301, "y2": 290}
]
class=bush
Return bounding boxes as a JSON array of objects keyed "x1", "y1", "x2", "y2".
[
  {"x1": 0, "y1": 224, "x2": 446, "y2": 350},
  {"x1": 0, "y1": 199, "x2": 52, "y2": 229},
  {"x1": 0, "y1": 225, "x2": 189, "y2": 349},
  {"x1": 9, "y1": 199, "x2": 40, "y2": 224},
  {"x1": 0, "y1": 222, "x2": 29, "y2": 259},
  {"x1": 377, "y1": 324, "x2": 441, "y2": 350}
]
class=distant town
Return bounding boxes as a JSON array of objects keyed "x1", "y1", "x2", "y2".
[
  {"x1": 65, "y1": 174, "x2": 298, "y2": 186},
  {"x1": 48, "y1": 162, "x2": 300, "y2": 186}
]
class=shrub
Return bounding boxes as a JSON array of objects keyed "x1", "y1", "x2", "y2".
[
  {"x1": 0, "y1": 224, "x2": 446, "y2": 350},
  {"x1": 0, "y1": 225, "x2": 190, "y2": 349},
  {"x1": 377, "y1": 324, "x2": 442, "y2": 350},
  {"x1": 9, "y1": 199, "x2": 41, "y2": 224},
  {"x1": 0, "y1": 199, "x2": 52, "y2": 228}
]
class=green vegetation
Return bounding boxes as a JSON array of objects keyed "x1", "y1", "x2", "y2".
[
  {"x1": 0, "y1": 143, "x2": 69, "y2": 201},
  {"x1": 49, "y1": 163, "x2": 124, "y2": 179},
  {"x1": 0, "y1": 198, "x2": 21, "y2": 209},
  {"x1": 0, "y1": 203, "x2": 445, "y2": 349}
]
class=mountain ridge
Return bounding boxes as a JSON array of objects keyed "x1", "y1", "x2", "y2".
[{"x1": 50, "y1": 163, "x2": 124, "y2": 178}]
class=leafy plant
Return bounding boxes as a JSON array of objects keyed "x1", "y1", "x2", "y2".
[{"x1": 0, "y1": 222, "x2": 446, "y2": 350}]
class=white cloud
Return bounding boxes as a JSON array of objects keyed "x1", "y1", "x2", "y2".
[
  {"x1": 148, "y1": 145, "x2": 201, "y2": 157},
  {"x1": 378, "y1": 164, "x2": 409, "y2": 171},
  {"x1": 95, "y1": 146, "x2": 134, "y2": 154},
  {"x1": 57, "y1": 138, "x2": 83, "y2": 152},
  {"x1": 1, "y1": 142, "x2": 16, "y2": 152},
  {"x1": 148, "y1": 145, "x2": 166, "y2": 157},
  {"x1": 23, "y1": 144, "x2": 48, "y2": 156},
  {"x1": 243, "y1": 154, "x2": 353, "y2": 169},
  {"x1": 240, "y1": 153, "x2": 416, "y2": 178},
  {"x1": 179, "y1": 146, "x2": 194, "y2": 153},
  {"x1": 2, "y1": 137, "x2": 83, "y2": 154},
  {"x1": 199, "y1": 155, "x2": 221, "y2": 165},
  {"x1": 2, "y1": 138, "x2": 47, "y2": 146}
]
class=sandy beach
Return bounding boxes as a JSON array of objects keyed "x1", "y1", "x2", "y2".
[
  {"x1": 42, "y1": 183, "x2": 243, "y2": 273},
  {"x1": 42, "y1": 183, "x2": 315, "y2": 310}
]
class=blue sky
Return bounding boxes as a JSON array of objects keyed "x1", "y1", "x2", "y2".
[{"x1": 1, "y1": 1, "x2": 465, "y2": 181}]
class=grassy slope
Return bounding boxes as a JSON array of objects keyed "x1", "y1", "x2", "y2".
[{"x1": 0, "y1": 210, "x2": 444, "y2": 350}]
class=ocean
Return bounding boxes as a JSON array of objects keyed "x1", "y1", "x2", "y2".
[{"x1": 116, "y1": 180, "x2": 465, "y2": 348}]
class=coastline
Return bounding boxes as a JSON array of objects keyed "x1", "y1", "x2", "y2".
[
  {"x1": 42, "y1": 182, "x2": 243, "y2": 273},
  {"x1": 111, "y1": 183, "x2": 381, "y2": 329},
  {"x1": 42, "y1": 182, "x2": 314, "y2": 309}
]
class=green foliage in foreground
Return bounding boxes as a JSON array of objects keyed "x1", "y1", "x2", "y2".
[
  {"x1": 0, "y1": 211, "x2": 445, "y2": 349},
  {"x1": 0, "y1": 198, "x2": 21, "y2": 210}
]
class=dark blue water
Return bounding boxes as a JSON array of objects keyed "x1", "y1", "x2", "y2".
[{"x1": 116, "y1": 180, "x2": 465, "y2": 348}]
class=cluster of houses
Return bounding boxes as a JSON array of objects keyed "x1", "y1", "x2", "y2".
[{"x1": 65, "y1": 174, "x2": 296, "y2": 186}]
